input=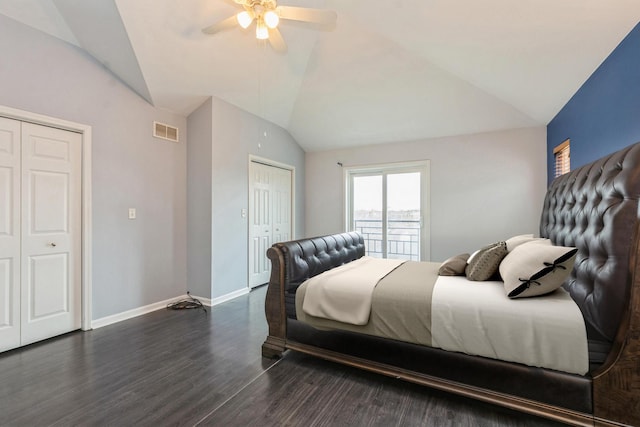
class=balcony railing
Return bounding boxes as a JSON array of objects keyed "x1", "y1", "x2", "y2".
[{"x1": 354, "y1": 219, "x2": 420, "y2": 261}]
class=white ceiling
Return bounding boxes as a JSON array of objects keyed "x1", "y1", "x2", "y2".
[{"x1": 1, "y1": 1, "x2": 639, "y2": 151}]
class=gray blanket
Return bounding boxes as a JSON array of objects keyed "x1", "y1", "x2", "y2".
[{"x1": 295, "y1": 261, "x2": 440, "y2": 346}]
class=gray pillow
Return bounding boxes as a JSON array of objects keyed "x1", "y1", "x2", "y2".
[
  {"x1": 499, "y1": 240, "x2": 578, "y2": 298},
  {"x1": 438, "y1": 253, "x2": 470, "y2": 276},
  {"x1": 465, "y1": 242, "x2": 508, "y2": 281}
]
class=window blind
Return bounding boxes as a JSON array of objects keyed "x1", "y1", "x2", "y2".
[{"x1": 554, "y1": 139, "x2": 570, "y2": 178}]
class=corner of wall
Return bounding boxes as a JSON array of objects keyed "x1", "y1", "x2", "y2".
[{"x1": 186, "y1": 98, "x2": 214, "y2": 299}]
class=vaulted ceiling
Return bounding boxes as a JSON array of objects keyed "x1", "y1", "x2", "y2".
[{"x1": 1, "y1": 1, "x2": 639, "y2": 151}]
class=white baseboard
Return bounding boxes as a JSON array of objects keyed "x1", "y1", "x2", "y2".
[
  {"x1": 210, "y1": 287, "x2": 250, "y2": 306},
  {"x1": 91, "y1": 287, "x2": 250, "y2": 329}
]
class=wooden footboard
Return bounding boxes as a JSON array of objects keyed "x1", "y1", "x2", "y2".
[{"x1": 262, "y1": 245, "x2": 287, "y2": 358}]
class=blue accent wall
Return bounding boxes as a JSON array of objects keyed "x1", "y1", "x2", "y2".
[{"x1": 547, "y1": 22, "x2": 640, "y2": 184}]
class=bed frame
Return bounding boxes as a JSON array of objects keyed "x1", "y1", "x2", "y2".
[{"x1": 262, "y1": 142, "x2": 640, "y2": 427}]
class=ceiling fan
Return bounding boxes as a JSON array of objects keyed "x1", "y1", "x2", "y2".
[{"x1": 202, "y1": 0, "x2": 337, "y2": 53}]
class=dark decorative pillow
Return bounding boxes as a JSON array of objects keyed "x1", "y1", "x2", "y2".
[
  {"x1": 465, "y1": 242, "x2": 508, "y2": 281},
  {"x1": 499, "y1": 240, "x2": 578, "y2": 298},
  {"x1": 438, "y1": 253, "x2": 470, "y2": 276}
]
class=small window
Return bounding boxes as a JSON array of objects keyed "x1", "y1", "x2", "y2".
[{"x1": 554, "y1": 139, "x2": 570, "y2": 177}]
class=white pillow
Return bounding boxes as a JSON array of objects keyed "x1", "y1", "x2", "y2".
[
  {"x1": 499, "y1": 240, "x2": 577, "y2": 298},
  {"x1": 504, "y1": 234, "x2": 544, "y2": 252}
]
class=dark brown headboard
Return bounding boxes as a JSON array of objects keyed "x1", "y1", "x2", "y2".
[
  {"x1": 540, "y1": 142, "x2": 640, "y2": 357},
  {"x1": 268, "y1": 232, "x2": 366, "y2": 317}
]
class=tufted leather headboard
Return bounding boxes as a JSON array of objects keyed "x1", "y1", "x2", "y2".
[
  {"x1": 540, "y1": 142, "x2": 640, "y2": 354},
  {"x1": 267, "y1": 232, "x2": 365, "y2": 318},
  {"x1": 269, "y1": 231, "x2": 365, "y2": 291}
]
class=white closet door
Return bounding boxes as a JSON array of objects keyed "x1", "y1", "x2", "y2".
[
  {"x1": 249, "y1": 162, "x2": 273, "y2": 288},
  {"x1": 272, "y1": 167, "x2": 291, "y2": 244},
  {"x1": 248, "y1": 162, "x2": 293, "y2": 289},
  {"x1": 0, "y1": 117, "x2": 21, "y2": 352},
  {"x1": 20, "y1": 122, "x2": 81, "y2": 346}
]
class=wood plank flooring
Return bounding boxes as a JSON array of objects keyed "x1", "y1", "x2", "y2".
[{"x1": 0, "y1": 287, "x2": 564, "y2": 426}]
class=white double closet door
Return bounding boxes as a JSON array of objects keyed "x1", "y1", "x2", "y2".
[
  {"x1": 0, "y1": 117, "x2": 81, "y2": 353},
  {"x1": 248, "y1": 161, "x2": 292, "y2": 288}
]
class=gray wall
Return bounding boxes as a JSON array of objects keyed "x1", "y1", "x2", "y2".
[
  {"x1": 0, "y1": 15, "x2": 187, "y2": 319},
  {"x1": 187, "y1": 97, "x2": 305, "y2": 299},
  {"x1": 186, "y1": 99, "x2": 213, "y2": 298},
  {"x1": 306, "y1": 127, "x2": 547, "y2": 261}
]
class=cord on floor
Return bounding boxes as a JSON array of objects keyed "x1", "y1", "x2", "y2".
[{"x1": 167, "y1": 291, "x2": 207, "y2": 314}]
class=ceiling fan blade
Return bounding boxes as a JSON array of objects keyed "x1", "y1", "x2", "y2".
[
  {"x1": 202, "y1": 15, "x2": 237, "y2": 35},
  {"x1": 277, "y1": 6, "x2": 337, "y2": 26},
  {"x1": 268, "y1": 27, "x2": 287, "y2": 53}
]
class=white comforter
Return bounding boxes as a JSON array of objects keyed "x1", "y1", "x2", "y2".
[
  {"x1": 302, "y1": 256, "x2": 405, "y2": 325},
  {"x1": 432, "y1": 276, "x2": 588, "y2": 375},
  {"x1": 299, "y1": 258, "x2": 589, "y2": 375}
]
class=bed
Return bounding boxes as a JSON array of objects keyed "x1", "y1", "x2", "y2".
[{"x1": 262, "y1": 141, "x2": 640, "y2": 427}]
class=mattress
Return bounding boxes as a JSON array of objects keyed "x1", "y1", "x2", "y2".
[{"x1": 296, "y1": 260, "x2": 589, "y2": 375}]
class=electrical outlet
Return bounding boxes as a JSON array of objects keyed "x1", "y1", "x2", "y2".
[{"x1": 128, "y1": 208, "x2": 136, "y2": 219}]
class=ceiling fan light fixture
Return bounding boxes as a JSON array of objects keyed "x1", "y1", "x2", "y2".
[
  {"x1": 264, "y1": 10, "x2": 279, "y2": 29},
  {"x1": 237, "y1": 10, "x2": 254, "y2": 29},
  {"x1": 203, "y1": 2, "x2": 337, "y2": 52},
  {"x1": 256, "y1": 19, "x2": 269, "y2": 39}
]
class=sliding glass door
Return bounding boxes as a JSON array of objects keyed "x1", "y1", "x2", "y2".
[{"x1": 347, "y1": 162, "x2": 429, "y2": 261}]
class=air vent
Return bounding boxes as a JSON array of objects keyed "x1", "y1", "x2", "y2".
[{"x1": 153, "y1": 121, "x2": 179, "y2": 142}]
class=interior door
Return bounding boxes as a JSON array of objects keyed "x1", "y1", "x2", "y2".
[
  {"x1": 248, "y1": 161, "x2": 293, "y2": 288},
  {"x1": 0, "y1": 117, "x2": 21, "y2": 352},
  {"x1": 272, "y1": 167, "x2": 291, "y2": 244},
  {"x1": 248, "y1": 161, "x2": 273, "y2": 288},
  {"x1": 20, "y1": 122, "x2": 81, "y2": 346}
]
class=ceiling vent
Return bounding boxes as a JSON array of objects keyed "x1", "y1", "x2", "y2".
[{"x1": 153, "y1": 121, "x2": 179, "y2": 142}]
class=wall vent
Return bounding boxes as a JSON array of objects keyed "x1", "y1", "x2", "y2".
[{"x1": 153, "y1": 121, "x2": 179, "y2": 142}]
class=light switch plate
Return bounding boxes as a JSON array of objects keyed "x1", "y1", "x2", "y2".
[{"x1": 128, "y1": 208, "x2": 136, "y2": 219}]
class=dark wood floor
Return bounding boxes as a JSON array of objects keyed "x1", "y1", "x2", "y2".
[{"x1": 0, "y1": 287, "x2": 564, "y2": 426}]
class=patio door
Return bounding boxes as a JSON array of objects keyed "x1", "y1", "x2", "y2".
[{"x1": 346, "y1": 162, "x2": 429, "y2": 261}]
